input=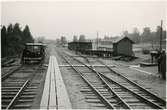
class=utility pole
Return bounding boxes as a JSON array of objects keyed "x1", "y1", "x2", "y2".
[
  {"x1": 160, "y1": 20, "x2": 163, "y2": 51},
  {"x1": 97, "y1": 31, "x2": 99, "y2": 50}
]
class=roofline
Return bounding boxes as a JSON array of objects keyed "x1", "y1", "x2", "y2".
[
  {"x1": 25, "y1": 43, "x2": 47, "y2": 46},
  {"x1": 113, "y1": 36, "x2": 135, "y2": 44}
]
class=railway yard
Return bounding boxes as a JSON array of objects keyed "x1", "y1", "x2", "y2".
[{"x1": 1, "y1": 43, "x2": 166, "y2": 109}]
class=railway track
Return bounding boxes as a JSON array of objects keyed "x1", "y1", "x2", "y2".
[
  {"x1": 57, "y1": 49, "x2": 166, "y2": 109},
  {"x1": 1, "y1": 63, "x2": 45, "y2": 109},
  {"x1": 2, "y1": 65, "x2": 23, "y2": 81}
]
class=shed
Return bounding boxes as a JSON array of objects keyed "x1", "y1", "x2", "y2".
[{"x1": 113, "y1": 36, "x2": 134, "y2": 56}]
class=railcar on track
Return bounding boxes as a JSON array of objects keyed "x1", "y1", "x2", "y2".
[{"x1": 21, "y1": 43, "x2": 46, "y2": 64}]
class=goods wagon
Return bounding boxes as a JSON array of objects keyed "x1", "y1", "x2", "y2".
[{"x1": 68, "y1": 42, "x2": 92, "y2": 51}]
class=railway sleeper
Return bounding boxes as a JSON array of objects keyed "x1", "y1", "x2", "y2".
[
  {"x1": 2, "y1": 84, "x2": 24, "y2": 86},
  {"x1": 81, "y1": 85, "x2": 105, "y2": 88},
  {"x1": 128, "y1": 103, "x2": 151, "y2": 106},
  {"x1": 87, "y1": 98, "x2": 118, "y2": 104},
  {"x1": 2, "y1": 99, "x2": 33, "y2": 103},
  {"x1": 84, "y1": 94, "x2": 98, "y2": 97},
  {"x1": 111, "y1": 89, "x2": 128, "y2": 92},
  {"x1": 130, "y1": 105, "x2": 153, "y2": 109},
  {"x1": 97, "y1": 89, "x2": 113, "y2": 93},
  {"x1": 97, "y1": 89, "x2": 109, "y2": 92},
  {"x1": 113, "y1": 104, "x2": 124, "y2": 109},
  {"x1": 1, "y1": 86, "x2": 37, "y2": 89},
  {"x1": 84, "y1": 93, "x2": 117, "y2": 103},
  {"x1": 1, "y1": 104, "x2": 31, "y2": 109},
  {"x1": 2, "y1": 95, "x2": 35, "y2": 99},
  {"x1": 113, "y1": 92, "x2": 130, "y2": 95},
  {"x1": 115, "y1": 96, "x2": 135, "y2": 99},
  {"x1": 2, "y1": 81, "x2": 25, "y2": 84},
  {"x1": 20, "y1": 95, "x2": 35, "y2": 99},
  {"x1": 86, "y1": 99, "x2": 102, "y2": 103},
  {"x1": 80, "y1": 89, "x2": 92, "y2": 92},
  {"x1": 85, "y1": 96, "x2": 99, "y2": 99},
  {"x1": 14, "y1": 104, "x2": 32, "y2": 109},
  {"x1": 101, "y1": 93, "x2": 114, "y2": 96},
  {"x1": 2, "y1": 89, "x2": 19, "y2": 92},
  {"x1": 83, "y1": 91, "x2": 94, "y2": 94},
  {"x1": 90, "y1": 103, "x2": 106, "y2": 107},
  {"x1": 2, "y1": 92, "x2": 17, "y2": 95},
  {"x1": 2, "y1": 95, "x2": 15, "y2": 99},
  {"x1": 1, "y1": 87, "x2": 20, "y2": 90}
]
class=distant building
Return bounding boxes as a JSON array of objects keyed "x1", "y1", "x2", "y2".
[
  {"x1": 113, "y1": 36, "x2": 135, "y2": 56},
  {"x1": 98, "y1": 36, "x2": 135, "y2": 56},
  {"x1": 68, "y1": 36, "x2": 135, "y2": 57},
  {"x1": 68, "y1": 41, "x2": 93, "y2": 51}
]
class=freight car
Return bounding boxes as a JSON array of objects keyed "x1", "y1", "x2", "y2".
[
  {"x1": 68, "y1": 42, "x2": 92, "y2": 51},
  {"x1": 21, "y1": 43, "x2": 46, "y2": 64},
  {"x1": 68, "y1": 41, "x2": 113, "y2": 57}
]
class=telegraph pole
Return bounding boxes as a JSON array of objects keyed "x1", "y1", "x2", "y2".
[
  {"x1": 160, "y1": 20, "x2": 163, "y2": 51},
  {"x1": 97, "y1": 31, "x2": 99, "y2": 50}
]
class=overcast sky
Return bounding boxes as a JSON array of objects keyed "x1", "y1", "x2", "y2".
[{"x1": 1, "y1": 1, "x2": 166, "y2": 41}]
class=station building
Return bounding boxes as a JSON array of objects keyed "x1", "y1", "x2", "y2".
[
  {"x1": 98, "y1": 36, "x2": 135, "y2": 56},
  {"x1": 68, "y1": 36, "x2": 135, "y2": 57}
]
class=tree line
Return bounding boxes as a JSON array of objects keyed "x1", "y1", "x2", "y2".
[
  {"x1": 56, "y1": 25, "x2": 166, "y2": 46},
  {"x1": 1, "y1": 23, "x2": 34, "y2": 57},
  {"x1": 124, "y1": 26, "x2": 166, "y2": 44},
  {"x1": 103, "y1": 26, "x2": 166, "y2": 44},
  {"x1": 56, "y1": 34, "x2": 87, "y2": 45}
]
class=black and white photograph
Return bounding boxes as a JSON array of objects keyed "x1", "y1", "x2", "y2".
[{"x1": 1, "y1": 0, "x2": 166, "y2": 109}]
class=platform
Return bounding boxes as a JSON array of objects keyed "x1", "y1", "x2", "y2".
[{"x1": 40, "y1": 56, "x2": 72, "y2": 109}]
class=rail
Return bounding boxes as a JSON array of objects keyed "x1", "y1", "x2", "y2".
[
  {"x1": 2, "y1": 63, "x2": 42, "y2": 109},
  {"x1": 62, "y1": 51, "x2": 166, "y2": 109},
  {"x1": 58, "y1": 51, "x2": 132, "y2": 109}
]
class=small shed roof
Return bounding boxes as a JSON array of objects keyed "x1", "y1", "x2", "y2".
[
  {"x1": 113, "y1": 36, "x2": 134, "y2": 44},
  {"x1": 68, "y1": 41, "x2": 92, "y2": 43},
  {"x1": 26, "y1": 43, "x2": 47, "y2": 46}
]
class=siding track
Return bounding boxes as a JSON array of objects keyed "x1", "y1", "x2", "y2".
[
  {"x1": 57, "y1": 49, "x2": 166, "y2": 109},
  {"x1": 2, "y1": 63, "x2": 44, "y2": 109}
]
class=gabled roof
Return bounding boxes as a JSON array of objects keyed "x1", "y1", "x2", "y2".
[
  {"x1": 113, "y1": 36, "x2": 134, "y2": 44},
  {"x1": 99, "y1": 36, "x2": 134, "y2": 44}
]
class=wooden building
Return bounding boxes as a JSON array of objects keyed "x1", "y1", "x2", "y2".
[
  {"x1": 68, "y1": 41, "x2": 93, "y2": 51},
  {"x1": 113, "y1": 36, "x2": 134, "y2": 56},
  {"x1": 68, "y1": 36, "x2": 135, "y2": 57},
  {"x1": 97, "y1": 36, "x2": 134, "y2": 56}
]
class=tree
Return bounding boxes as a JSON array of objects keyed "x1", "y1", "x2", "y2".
[
  {"x1": 104, "y1": 35, "x2": 110, "y2": 40},
  {"x1": 7, "y1": 24, "x2": 13, "y2": 35},
  {"x1": 23, "y1": 25, "x2": 34, "y2": 43},
  {"x1": 123, "y1": 30, "x2": 129, "y2": 36},
  {"x1": 163, "y1": 30, "x2": 166, "y2": 39},
  {"x1": 73, "y1": 35, "x2": 78, "y2": 42},
  {"x1": 131, "y1": 27, "x2": 140, "y2": 43},
  {"x1": 36, "y1": 37, "x2": 45, "y2": 43},
  {"x1": 56, "y1": 38, "x2": 61, "y2": 45},
  {"x1": 13, "y1": 23, "x2": 22, "y2": 35},
  {"x1": 1, "y1": 26, "x2": 7, "y2": 57},
  {"x1": 141, "y1": 27, "x2": 151, "y2": 42},
  {"x1": 79, "y1": 34, "x2": 86, "y2": 42},
  {"x1": 1, "y1": 23, "x2": 34, "y2": 57},
  {"x1": 61, "y1": 36, "x2": 67, "y2": 44}
]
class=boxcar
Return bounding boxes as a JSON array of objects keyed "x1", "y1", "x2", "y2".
[{"x1": 68, "y1": 42, "x2": 92, "y2": 51}]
